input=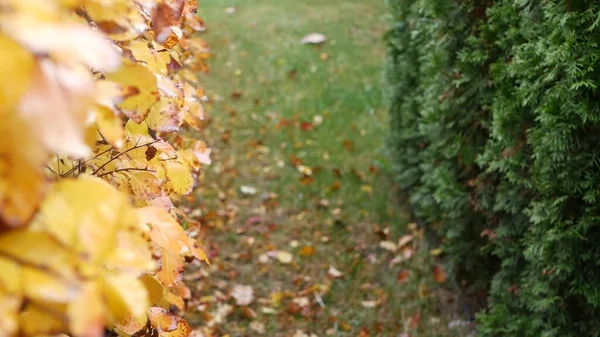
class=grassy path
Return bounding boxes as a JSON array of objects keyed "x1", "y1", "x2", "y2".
[{"x1": 185, "y1": 1, "x2": 470, "y2": 336}]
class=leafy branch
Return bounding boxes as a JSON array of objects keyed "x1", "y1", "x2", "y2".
[{"x1": 92, "y1": 139, "x2": 159, "y2": 176}]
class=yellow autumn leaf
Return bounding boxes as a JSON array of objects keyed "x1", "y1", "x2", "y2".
[
  {"x1": 84, "y1": 0, "x2": 133, "y2": 27},
  {"x1": 19, "y1": 303, "x2": 67, "y2": 336},
  {"x1": 0, "y1": 291, "x2": 19, "y2": 337},
  {"x1": 165, "y1": 161, "x2": 194, "y2": 195},
  {"x1": 95, "y1": 105, "x2": 125, "y2": 148},
  {"x1": 127, "y1": 40, "x2": 168, "y2": 75},
  {"x1": 104, "y1": 230, "x2": 156, "y2": 274},
  {"x1": 20, "y1": 59, "x2": 93, "y2": 158},
  {"x1": 0, "y1": 230, "x2": 79, "y2": 284},
  {"x1": 0, "y1": 258, "x2": 20, "y2": 294},
  {"x1": 32, "y1": 175, "x2": 139, "y2": 265},
  {"x1": 127, "y1": 171, "x2": 164, "y2": 206},
  {"x1": 146, "y1": 76, "x2": 185, "y2": 132},
  {"x1": 137, "y1": 206, "x2": 208, "y2": 287},
  {"x1": 2, "y1": 18, "x2": 121, "y2": 72},
  {"x1": 102, "y1": 274, "x2": 149, "y2": 325},
  {"x1": 148, "y1": 307, "x2": 192, "y2": 337},
  {"x1": 105, "y1": 62, "x2": 160, "y2": 123},
  {"x1": 21, "y1": 268, "x2": 73, "y2": 303},
  {"x1": 0, "y1": 114, "x2": 47, "y2": 227},
  {"x1": 68, "y1": 281, "x2": 105, "y2": 337},
  {"x1": 140, "y1": 274, "x2": 168, "y2": 307},
  {"x1": 125, "y1": 119, "x2": 151, "y2": 135},
  {"x1": 114, "y1": 313, "x2": 146, "y2": 336},
  {"x1": 0, "y1": 34, "x2": 34, "y2": 113}
]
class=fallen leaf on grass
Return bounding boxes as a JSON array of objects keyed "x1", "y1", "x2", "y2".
[
  {"x1": 433, "y1": 265, "x2": 448, "y2": 284},
  {"x1": 379, "y1": 240, "x2": 397, "y2": 252},
  {"x1": 246, "y1": 216, "x2": 262, "y2": 226},
  {"x1": 300, "y1": 33, "x2": 326, "y2": 44},
  {"x1": 300, "y1": 121, "x2": 314, "y2": 131},
  {"x1": 249, "y1": 321, "x2": 265, "y2": 334},
  {"x1": 240, "y1": 185, "x2": 257, "y2": 195},
  {"x1": 397, "y1": 269, "x2": 411, "y2": 283},
  {"x1": 275, "y1": 251, "x2": 293, "y2": 264},
  {"x1": 361, "y1": 184, "x2": 373, "y2": 195},
  {"x1": 231, "y1": 284, "x2": 254, "y2": 306},
  {"x1": 398, "y1": 234, "x2": 414, "y2": 247},
  {"x1": 342, "y1": 139, "x2": 354, "y2": 151},
  {"x1": 418, "y1": 283, "x2": 429, "y2": 299},
  {"x1": 298, "y1": 165, "x2": 312, "y2": 176},
  {"x1": 357, "y1": 327, "x2": 370, "y2": 337},
  {"x1": 410, "y1": 311, "x2": 421, "y2": 329},
  {"x1": 286, "y1": 302, "x2": 302, "y2": 315},
  {"x1": 270, "y1": 291, "x2": 282, "y2": 306},
  {"x1": 361, "y1": 300, "x2": 378, "y2": 309},
  {"x1": 258, "y1": 254, "x2": 270, "y2": 264},
  {"x1": 240, "y1": 306, "x2": 257, "y2": 319},
  {"x1": 293, "y1": 330, "x2": 318, "y2": 337},
  {"x1": 299, "y1": 245, "x2": 315, "y2": 257},
  {"x1": 208, "y1": 303, "x2": 233, "y2": 326},
  {"x1": 292, "y1": 296, "x2": 310, "y2": 307},
  {"x1": 261, "y1": 307, "x2": 276, "y2": 314},
  {"x1": 400, "y1": 245, "x2": 414, "y2": 260},
  {"x1": 230, "y1": 91, "x2": 243, "y2": 100},
  {"x1": 328, "y1": 266, "x2": 344, "y2": 278},
  {"x1": 313, "y1": 115, "x2": 323, "y2": 125},
  {"x1": 430, "y1": 248, "x2": 442, "y2": 256}
]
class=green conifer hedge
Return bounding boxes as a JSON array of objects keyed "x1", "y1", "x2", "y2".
[{"x1": 386, "y1": 1, "x2": 600, "y2": 335}]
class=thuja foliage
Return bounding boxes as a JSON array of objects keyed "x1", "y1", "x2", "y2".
[
  {"x1": 0, "y1": 0, "x2": 211, "y2": 336},
  {"x1": 386, "y1": 0, "x2": 600, "y2": 335}
]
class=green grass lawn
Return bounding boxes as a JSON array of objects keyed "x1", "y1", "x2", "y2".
[
  {"x1": 198, "y1": 0, "x2": 390, "y2": 213},
  {"x1": 186, "y1": 1, "x2": 473, "y2": 336}
]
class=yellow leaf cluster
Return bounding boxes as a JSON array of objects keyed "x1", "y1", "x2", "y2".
[{"x1": 0, "y1": 0, "x2": 210, "y2": 336}]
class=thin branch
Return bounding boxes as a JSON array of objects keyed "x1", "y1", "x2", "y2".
[
  {"x1": 96, "y1": 167, "x2": 156, "y2": 178},
  {"x1": 97, "y1": 130, "x2": 109, "y2": 145},
  {"x1": 46, "y1": 165, "x2": 60, "y2": 177},
  {"x1": 56, "y1": 155, "x2": 61, "y2": 176},
  {"x1": 61, "y1": 147, "x2": 114, "y2": 177},
  {"x1": 92, "y1": 139, "x2": 159, "y2": 176}
]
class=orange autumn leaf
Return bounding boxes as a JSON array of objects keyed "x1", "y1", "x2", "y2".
[
  {"x1": 138, "y1": 207, "x2": 209, "y2": 287},
  {"x1": 397, "y1": 269, "x2": 411, "y2": 284},
  {"x1": 433, "y1": 265, "x2": 447, "y2": 284},
  {"x1": 299, "y1": 245, "x2": 316, "y2": 257}
]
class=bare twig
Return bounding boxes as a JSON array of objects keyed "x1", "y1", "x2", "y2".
[
  {"x1": 61, "y1": 147, "x2": 114, "y2": 177},
  {"x1": 46, "y1": 165, "x2": 60, "y2": 177},
  {"x1": 92, "y1": 139, "x2": 159, "y2": 176},
  {"x1": 96, "y1": 167, "x2": 156, "y2": 178},
  {"x1": 56, "y1": 155, "x2": 61, "y2": 175}
]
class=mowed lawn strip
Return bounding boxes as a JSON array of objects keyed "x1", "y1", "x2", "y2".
[{"x1": 188, "y1": 1, "x2": 473, "y2": 336}]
